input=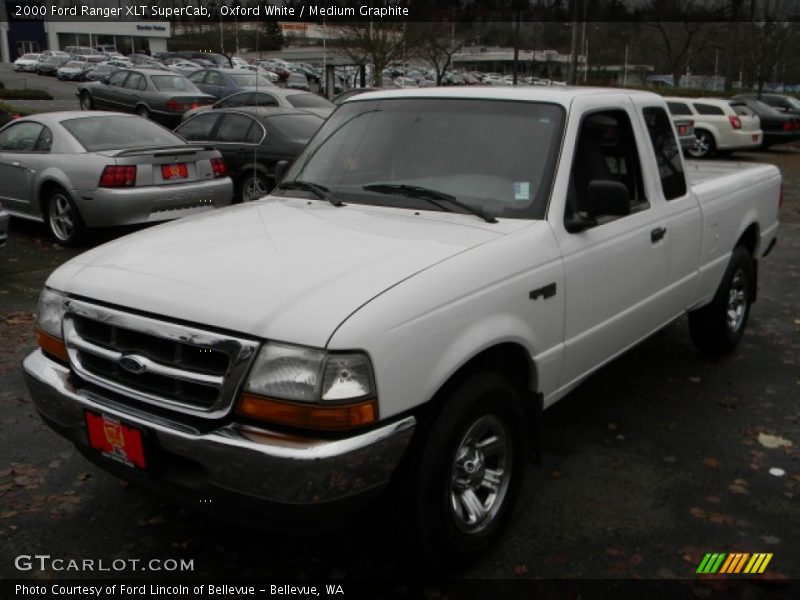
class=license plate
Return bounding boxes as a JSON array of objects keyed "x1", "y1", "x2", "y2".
[
  {"x1": 162, "y1": 163, "x2": 188, "y2": 180},
  {"x1": 85, "y1": 411, "x2": 146, "y2": 469},
  {"x1": 752, "y1": 134, "x2": 759, "y2": 142}
]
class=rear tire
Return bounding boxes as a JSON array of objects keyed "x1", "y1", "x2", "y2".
[
  {"x1": 45, "y1": 187, "x2": 86, "y2": 246},
  {"x1": 687, "y1": 129, "x2": 716, "y2": 159},
  {"x1": 688, "y1": 246, "x2": 754, "y2": 354},
  {"x1": 79, "y1": 92, "x2": 93, "y2": 110},
  {"x1": 399, "y1": 372, "x2": 527, "y2": 569},
  {"x1": 240, "y1": 173, "x2": 273, "y2": 203}
]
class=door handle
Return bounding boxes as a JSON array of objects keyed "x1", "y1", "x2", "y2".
[{"x1": 651, "y1": 227, "x2": 667, "y2": 243}]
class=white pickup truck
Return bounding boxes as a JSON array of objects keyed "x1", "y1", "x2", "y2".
[{"x1": 24, "y1": 88, "x2": 780, "y2": 564}]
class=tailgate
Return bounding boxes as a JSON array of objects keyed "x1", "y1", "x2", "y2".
[
  {"x1": 110, "y1": 146, "x2": 222, "y2": 186},
  {"x1": 738, "y1": 115, "x2": 760, "y2": 133}
]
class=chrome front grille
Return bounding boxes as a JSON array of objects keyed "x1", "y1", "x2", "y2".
[{"x1": 63, "y1": 299, "x2": 260, "y2": 419}]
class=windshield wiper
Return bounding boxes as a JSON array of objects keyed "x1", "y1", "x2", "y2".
[
  {"x1": 277, "y1": 180, "x2": 342, "y2": 207},
  {"x1": 363, "y1": 183, "x2": 497, "y2": 223}
]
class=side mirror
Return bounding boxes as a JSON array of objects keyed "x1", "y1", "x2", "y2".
[
  {"x1": 274, "y1": 160, "x2": 289, "y2": 184},
  {"x1": 586, "y1": 180, "x2": 630, "y2": 219},
  {"x1": 101, "y1": 76, "x2": 110, "y2": 84}
]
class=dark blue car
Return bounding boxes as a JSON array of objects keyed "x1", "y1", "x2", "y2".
[{"x1": 187, "y1": 68, "x2": 276, "y2": 100}]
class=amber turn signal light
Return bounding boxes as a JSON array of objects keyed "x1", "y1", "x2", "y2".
[
  {"x1": 36, "y1": 328, "x2": 69, "y2": 363},
  {"x1": 237, "y1": 393, "x2": 377, "y2": 431}
]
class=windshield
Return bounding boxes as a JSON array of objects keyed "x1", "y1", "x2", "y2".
[
  {"x1": 282, "y1": 98, "x2": 564, "y2": 220},
  {"x1": 151, "y1": 75, "x2": 200, "y2": 92},
  {"x1": 287, "y1": 94, "x2": 334, "y2": 109},
  {"x1": 783, "y1": 96, "x2": 800, "y2": 110},
  {"x1": 62, "y1": 116, "x2": 184, "y2": 152},
  {"x1": 228, "y1": 72, "x2": 273, "y2": 87}
]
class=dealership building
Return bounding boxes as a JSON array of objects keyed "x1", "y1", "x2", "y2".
[{"x1": 0, "y1": 0, "x2": 170, "y2": 61}]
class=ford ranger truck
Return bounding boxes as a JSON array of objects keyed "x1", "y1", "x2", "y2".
[{"x1": 24, "y1": 88, "x2": 780, "y2": 564}]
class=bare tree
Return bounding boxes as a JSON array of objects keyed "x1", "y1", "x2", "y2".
[
  {"x1": 741, "y1": 1, "x2": 799, "y2": 97},
  {"x1": 414, "y1": 23, "x2": 464, "y2": 85},
  {"x1": 333, "y1": 23, "x2": 411, "y2": 87},
  {"x1": 643, "y1": 0, "x2": 725, "y2": 89}
]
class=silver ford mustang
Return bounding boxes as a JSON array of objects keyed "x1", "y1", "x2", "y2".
[{"x1": 0, "y1": 111, "x2": 233, "y2": 245}]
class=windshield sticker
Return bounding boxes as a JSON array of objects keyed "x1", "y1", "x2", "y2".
[{"x1": 514, "y1": 182, "x2": 530, "y2": 202}]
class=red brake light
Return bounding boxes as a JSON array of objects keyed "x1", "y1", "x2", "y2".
[
  {"x1": 728, "y1": 116, "x2": 742, "y2": 130},
  {"x1": 210, "y1": 158, "x2": 227, "y2": 178},
  {"x1": 166, "y1": 98, "x2": 184, "y2": 111},
  {"x1": 98, "y1": 165, "x2": 136, "y2": 187}
]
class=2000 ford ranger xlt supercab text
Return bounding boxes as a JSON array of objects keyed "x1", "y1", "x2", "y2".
[{"x1": 24, "y1": 88, "x2": 780, "y2": 563}]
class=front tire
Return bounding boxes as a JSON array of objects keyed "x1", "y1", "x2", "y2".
[
  {"x1": 45, "y1": 187, "x2": 85, "y2": 246},
  {"x1": 688, "y1": 245, "x2": 754, "y2": 354},
  {"x1": 687, "y1": 129, "x2": 716, "y2": 159},
  {"x1": 136, "y1": 105, "x2": 150, "y2": 119},
  {"x1": 401, "y1": 373, "x2": 527, "y2": 568},
  {"x1": 79, "y1": 92, "x2": 93, "y2": 110}
]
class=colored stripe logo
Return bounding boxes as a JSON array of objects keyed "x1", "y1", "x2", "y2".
[{"x1": 696, "y1": 553, "x2": 773, "y2": 574}]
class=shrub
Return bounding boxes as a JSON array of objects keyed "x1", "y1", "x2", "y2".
[{"x1": 0, "y1": 88, "x2": 53, "y2": 100}]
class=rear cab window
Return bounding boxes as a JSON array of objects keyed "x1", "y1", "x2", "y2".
[{"x1": 642, "y1": 107, "x2": 687, "y2": 201}]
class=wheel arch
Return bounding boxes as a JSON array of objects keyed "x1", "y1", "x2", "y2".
[
  {"x1": 735, "y1": 222, "x2": 759, "y2": 301},
  {"x1": 37, "y1": 177, "x2": 75, "y2": 220},
  {"x1": 418, "y1": 341, "x2": 542, "y2": 459}
]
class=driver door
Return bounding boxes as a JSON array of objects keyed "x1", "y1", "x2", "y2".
[{"x1": 551, "y1": 96, "x2": 671, "y2": 388}]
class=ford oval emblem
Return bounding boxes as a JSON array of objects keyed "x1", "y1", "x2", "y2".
[{"x1": 119, "y1": 355, "x2": 147, "y2": 375}]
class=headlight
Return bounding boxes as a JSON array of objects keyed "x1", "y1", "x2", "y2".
[
  {"x1": 238, "y1": 342, "x2": 377, "y2": 431},
  {"x1": 35, "y1": 288, "x2": 69, "y2": 362},
  {"x1": 36, "y1": 288, "x2": 66, "y2": 338}
]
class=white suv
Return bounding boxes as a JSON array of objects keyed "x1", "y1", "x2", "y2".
[{"x1": 665, "y1": 97, "x2": 762, "y2": 158}]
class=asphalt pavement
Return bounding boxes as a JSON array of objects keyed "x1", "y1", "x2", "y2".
[{"x1": 0, "y1": 121, "x2": 797, "y2": 588}]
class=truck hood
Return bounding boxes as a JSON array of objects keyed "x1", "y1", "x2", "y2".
[{"x1": 50, "y1": 198, "x2": 527, "y2": 347}]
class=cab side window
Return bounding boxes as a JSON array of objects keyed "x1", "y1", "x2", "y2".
[{"x1": 565, "y1": 110, "x2": 647, "y2": 229}]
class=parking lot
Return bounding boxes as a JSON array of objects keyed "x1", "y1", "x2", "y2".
[{"x1": 0, "y1": 106, "x2": 799, "y2": 586}]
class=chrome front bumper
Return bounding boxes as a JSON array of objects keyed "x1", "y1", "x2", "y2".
[{"x1": 23, "y1": 350, "x2": 415, "y2": 511}]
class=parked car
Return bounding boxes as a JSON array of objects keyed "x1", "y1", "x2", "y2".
[
  {"x1": 733, "y1": 93, "x2": 800, "y2": 115},
  {"x1": 83, "y1": 63, "x2": 119, "y2": 82},
  {"x1": 0, "y1": 203, "x2": 8, "y2": 249},
  {"x1": 13, "y1": 53, "x2": 42, "y2": 72},
  {"x1": 36, "y1": 55, "x2": 70, "y2": 76},
  {"x1": 175, "y1": 107, "x2": 324, "y2": 202},
  {"x1": 237, "y1": 64, "x2": 279, "y2": 83},
  {"x1": 672, "y1": 117, "x2": 695, "y2": 150},
  {"x1": 57, "y1": 61, "x2": 94, "y2": 81},
  {"x1": 0, "y1": 107, "x2": 19, "y2": 127},
  {"x1": 166, "y1": 60, "x2": 203, "y2": 74},
  {"x1": 22, "y1": 89, "x2": 780, "y2": 567},
  {"x1": 77, "y1": 69, "x2": 215, "y2": 127},
  {"x1": 181, "y1": 89, "x2": 334, "y2": 121},
  {"x1": 187, "y1": 68, "x2": 276, "y2": 100},
  {"x1": 286, "y1": 72, "x2": 310, "y2": 91},
  {"x1": 665, "y1": 97, "x2": 762, "y2": 158},
  {"x1": 0, "y1": 112, "x2": 232, "y2": 245},
  {"x1": 729, "y1": 98, "x2": 800, "y2": 149},
  {"x1": 64, "y1": 46, "x2": 103, "y2": 61}
]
